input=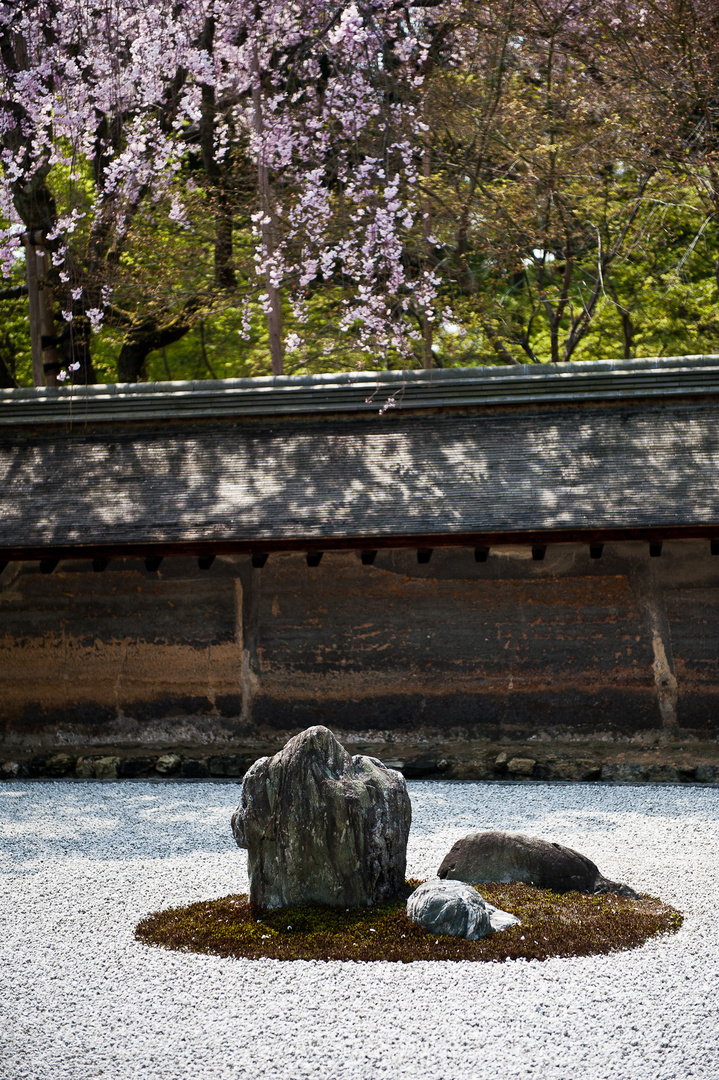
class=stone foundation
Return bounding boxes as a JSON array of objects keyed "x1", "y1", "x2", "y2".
[{"x1": 3, "y1": 737, "x2": 718, "y2": 782}]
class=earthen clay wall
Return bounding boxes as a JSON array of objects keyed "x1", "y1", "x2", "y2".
[{"x1": 2, "y1": 541, "x2": 718, "y2": 779}]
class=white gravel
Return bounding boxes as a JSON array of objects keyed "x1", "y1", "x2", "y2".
[{"x1": 1, "y1": 780, "x2": 717, "y2": 1080}]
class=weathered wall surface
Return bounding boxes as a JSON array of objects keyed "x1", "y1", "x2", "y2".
[
  {"x1": 1, "y1": 541, "x2": 719, "y2": 760},
  {"x1": 665, "y1": 587, "x2": 719, "y2": 728},
  {"x1": 0, "y1": 563, "x2": 243, "y2": 753},
  {"x1": 250, "y1": 553, "x2": 657, "y2": 738}
]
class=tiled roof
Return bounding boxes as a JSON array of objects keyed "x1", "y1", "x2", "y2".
[
  {"x1": 3, "y1": 353, "x2": 719, "y2": 425},
  {"x1": 2, "y1": 357, "x2": 719, "y2": 554}
]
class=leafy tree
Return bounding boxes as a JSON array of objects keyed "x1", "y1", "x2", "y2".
[{"x1": 0, "y1": 0, "x2": 717, "y2": 385}]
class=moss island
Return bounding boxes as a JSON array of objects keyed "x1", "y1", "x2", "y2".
[{"x1": 135, "y1": 881, "x2": 682, "y2": 963}]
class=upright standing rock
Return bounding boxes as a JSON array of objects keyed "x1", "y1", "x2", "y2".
[{"x1": 231, "y1": 726, "x2": 411, "y2": 911}]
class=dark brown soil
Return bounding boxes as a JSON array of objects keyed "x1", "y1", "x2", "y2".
[{"x1": 135, "y1": 881, "x2": 682, "y2": 963}]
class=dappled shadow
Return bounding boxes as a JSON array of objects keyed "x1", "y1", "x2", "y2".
[{"x1": 2, "y1": 400, "x2": 719, "y2": 548}]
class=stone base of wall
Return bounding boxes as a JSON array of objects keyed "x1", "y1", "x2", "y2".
[{"x1": 3, "y1": 733, "x2": 718, "y2": 783}]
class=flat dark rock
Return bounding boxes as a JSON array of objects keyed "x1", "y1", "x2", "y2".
[{"x1": 438, "y1": 831, "x2": 638, "y2": 896}]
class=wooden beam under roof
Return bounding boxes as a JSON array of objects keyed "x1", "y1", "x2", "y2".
[{"x1": 2, "y1": 524, "x2": 719, "y2": 564}]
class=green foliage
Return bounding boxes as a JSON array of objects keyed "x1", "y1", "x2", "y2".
[
  {"x1": 0, "y1": 298, "x2": 31, "y2": 386},
  {"x1": 135, "y1": 881, "x2": 682, "y2": 963},
  {"x1": 3, "y1": 38, "x2": 717, "y2": 384},
  {"x1": 4, "y1": 198, "x2": 717, "y2": 385},
  {"x1": 0, "y1": 263, "x2": 32, "y2": 386}
]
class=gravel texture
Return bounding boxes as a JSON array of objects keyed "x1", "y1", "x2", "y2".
[{"x1": 0, "y1": 780, "x2": 717, "y2": 1080}]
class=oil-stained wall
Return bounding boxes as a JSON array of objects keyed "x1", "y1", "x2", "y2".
[
  {"x1": 1, "y1": 540, "x2": 718, "y2": 755},
  {"x1": 666, "y1": 587, "x2": 719, "y2": 728},
  {"x1": 0, "y1": 561, "x2": 243, "y2": 753},
  {"x1": 250, "y1": 553, "x2": 657, "y2": 738}
]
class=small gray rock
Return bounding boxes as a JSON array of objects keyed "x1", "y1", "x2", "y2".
[
  {"x1": 576, "y1": 759, "x2": 602, "y2": 781},
  {"x1": 232, "y1": 726, "x2": 411, "y2": 911},
  {"x1": 401, "y1": 756, "x2": 444, "y2": 779},
  {"x1": 601, "y1": 763, "x2": 646, "y2": 782},
  {"x1": 483, "y1": 900, "x2": 522, "y2": 932},
  {"x1": 407, "y1": 880, "x2": 491, "y2": 940},
  {"x1": 155, "y1": 754, "x2": 182, "y2": 775},
  {"x1": 208, "y1": 755, "x2": 252, "y2": 778},
  {"x1": 94, "y1": 756, "x2": 120, "y2": 779},
  {"x1": 547, "y1": 759, "x2": 580, "y2": 781},
  {"x1": 76, "y1": 756, "x2": 120, "y2": 779},
  {"x1": 406, "y1": 879, "x2": 519, "y2": 940},
  {"x1": 45, "y1": 753, "x2": 75, "y2": 777},
  {"x1": 181, "y1": 759, "x2": 210, "y2": 778},
  {"x1": 117, "y1": 757, "x2": 154, "y2": 779},
  {"x1": 438, "y1": 830, "x2": 639, "y2": 898},
  {"x1": 506, "y1": 757, "x2": 536, "y2": 777}
]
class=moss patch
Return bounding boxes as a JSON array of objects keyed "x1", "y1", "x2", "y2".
[{"x1": 135, "y1": 881, "x2": 682, "y2": 963}]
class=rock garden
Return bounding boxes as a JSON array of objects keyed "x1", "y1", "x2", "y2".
[
  {"x1": 136, "y1": 726, "x2": 681, "y2": 963},
  {"x1": 2, "y1": 762, "x2": 715, "y2": 1079}
]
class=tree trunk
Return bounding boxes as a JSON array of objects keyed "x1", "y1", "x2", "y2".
[
  {"x1": 252, "y1": 49, "x2": 283, "y2": 376},
  {"x1": 117, "y1": 318, "x2": 192, "y2": 382},
  {"x1": 36, "y1": 245, "x2": 59, "y2": 387},
  {"x1": 61, "y1": 319, "x2": 98, "y2": 385},
  {"x1": 0, "y1": 353, "x2": 16, "y2": 388},
  {"x1": 198, "y1": 17, "x2": 236, "y2": 293},
  {"x1": 22, "y1": 231, "x2": 43, "y2": 386},
  {"x1": 215, "y1": 192, "x2": 236, "y2": 291},
  {"x1": 422, "y1": 132, "x2": 433, "y2": 370},
  {"x1": 422, "y1": 317, "x2": 433, "y2": 369},
  {"x1": 117, "y1": 342, "x2": 149, "y2": 383}
]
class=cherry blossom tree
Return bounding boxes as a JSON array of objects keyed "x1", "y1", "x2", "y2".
[
  {"x1": 1, "y1": 0, "x2": 715, "y2": 384},
  {"x1": 0, "y1": 0, "x2": 453, "y2": 382}
]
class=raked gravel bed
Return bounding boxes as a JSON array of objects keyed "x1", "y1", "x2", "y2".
[{"x1": 0, "y1": 780, "x2": 717, "y2": 1080}]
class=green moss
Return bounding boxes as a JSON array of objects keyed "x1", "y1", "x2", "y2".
[{"x1": 135, "y1": 882, "x2": 682, "y2": 963}]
